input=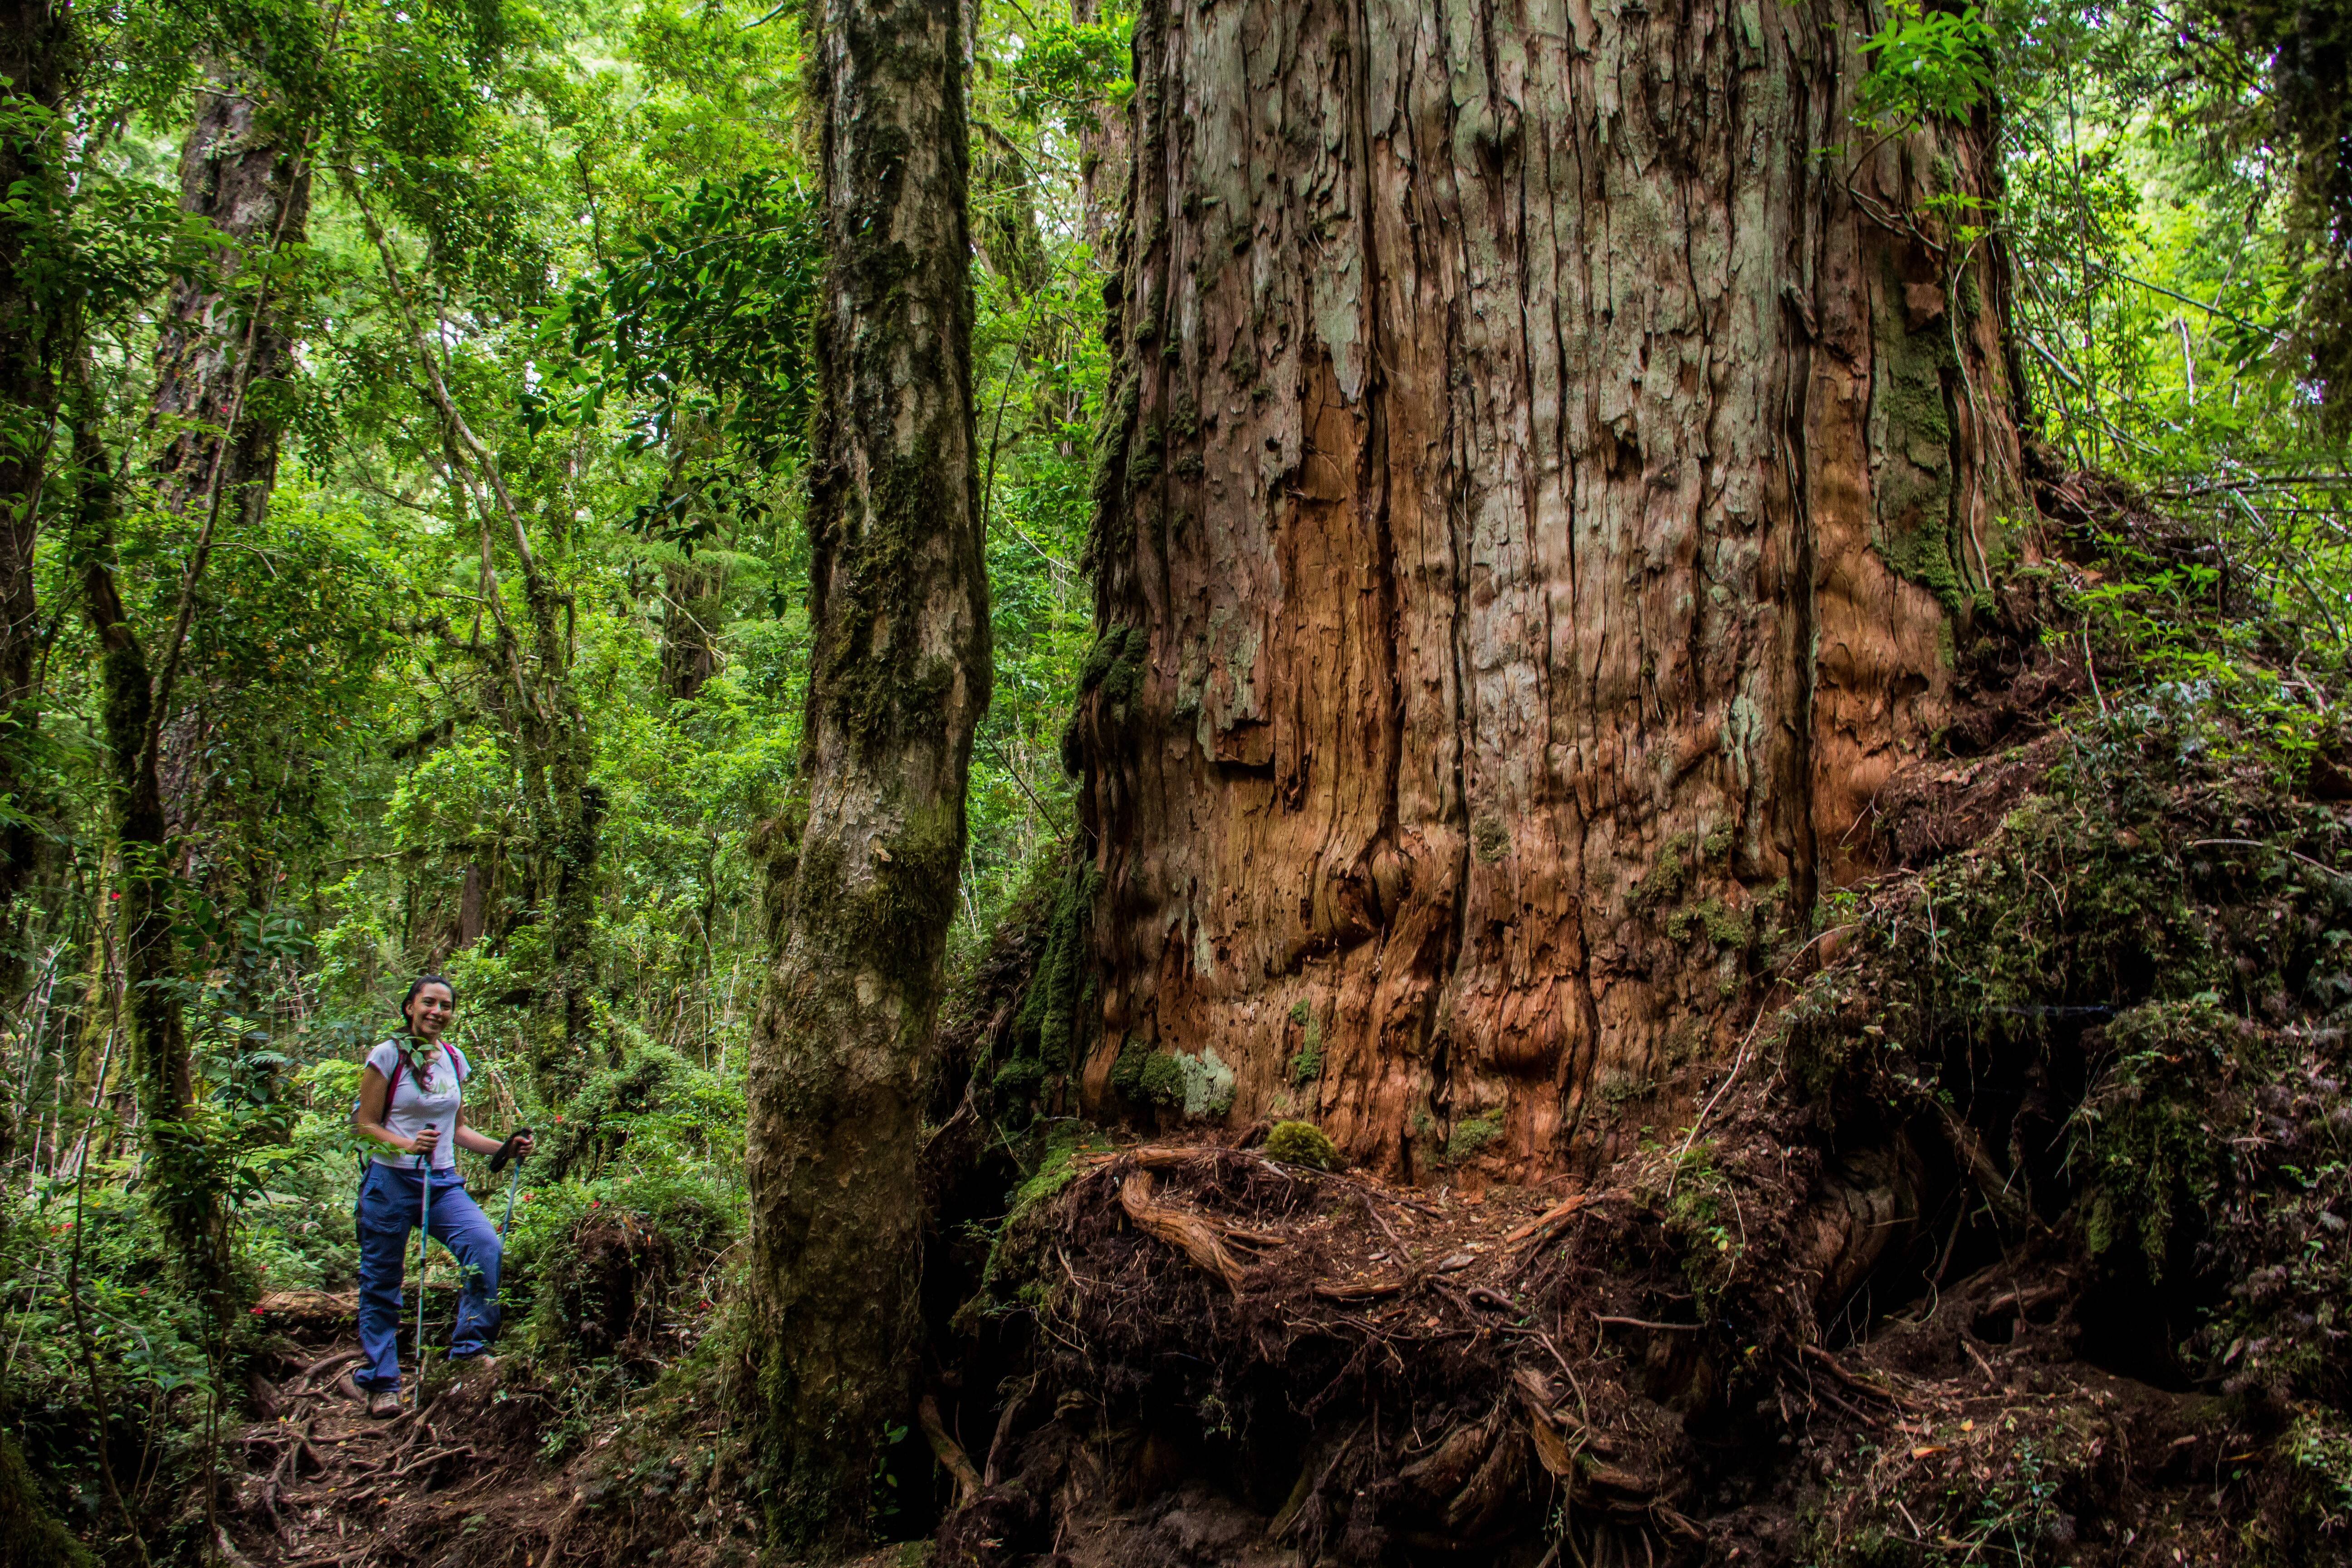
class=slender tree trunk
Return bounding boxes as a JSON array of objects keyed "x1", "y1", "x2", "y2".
[
  {"x1": 0, "y1": 0, "x2": 76, "y2": 956},
  {"x1": 660, "y1": 556, "x2": 725, "y2": 701},
  {"x1": 1068, "y1": 0, "x2": 2025, "y2": 1178},
  {"x1": 457, "y1": 862, "x2": 487, "y2": 948},
  {"x1": 68, "y1": 404, "x2": 228, "y2": 1283},
  {"x1": 742, "y1": 0, "x2": 991, "y2": 1545},
  {"x1": 61, "y1": 870, "x2": 120, "y2": 1155}
]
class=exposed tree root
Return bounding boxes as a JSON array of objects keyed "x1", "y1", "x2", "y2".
[{"x1": 923, "y1": 661, "x2": 2352, "y2": 1566}]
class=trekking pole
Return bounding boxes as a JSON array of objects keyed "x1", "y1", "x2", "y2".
[
  {"x1": 490, "y1": 1127, "x2": 532, "y2": 1236},
  {"x1": 414, "y1": 1133, "x2": 434, "y2": 1404}
]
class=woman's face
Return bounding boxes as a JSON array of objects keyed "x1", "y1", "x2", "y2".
[{"x1": 407, "y1": 983, "x2": 456, "y2": 1039}]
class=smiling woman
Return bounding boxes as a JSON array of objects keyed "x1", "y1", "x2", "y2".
[{"x1": 344, "y1": 975, "x2": 535, "y2": 1416}]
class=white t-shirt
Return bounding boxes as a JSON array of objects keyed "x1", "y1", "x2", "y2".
[{"x1": 363, "y1": 1038, "x2": 470, "y2": 1170}]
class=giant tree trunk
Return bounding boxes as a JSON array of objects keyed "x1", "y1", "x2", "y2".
[
  {"x1": 145, "y1": 65, "x2": 310, "y2": 908},
  {"x1": 151, "y1": 65, "x2": 310, "y2": 528},
  {"x1": 742, "y1": 0, "x2": 990, "y2": 1546},
  {"x1": 1070, "y1": 0, "x2": 2025, "y2": 1178}
]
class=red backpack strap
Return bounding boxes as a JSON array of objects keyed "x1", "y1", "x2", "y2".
[{"x1": 383, "y1": 1053, "x2": 405, "y2": 1110}]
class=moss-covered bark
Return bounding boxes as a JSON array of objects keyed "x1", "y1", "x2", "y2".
[
  {"x1": 67, "y1": 407, "x2": 227, "y2": 1292},
  {"x1": 741, "y1": 0, "x2": 991, "y2": 1549},
  {"x1": 0, "y1": 0, "x2": 76, "y2": 964},
  {"x1": 149, "y1": 62, "x2": 309, "y2": 532},
  {"x1": 42, "y1": 77, "x2": 314, "y2": 1293}
]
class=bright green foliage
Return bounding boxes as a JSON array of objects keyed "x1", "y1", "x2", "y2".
[
  {"x1": 1006, "y1": 13, "x2": 1133, "y2": 133},
  {"x1": 1857, "y1": 0, "x2": 1994, "y2": 130},
  {"x1": 531, "y1": 172, "x2": 824, "y2": 530}
]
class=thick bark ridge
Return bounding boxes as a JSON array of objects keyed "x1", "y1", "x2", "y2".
[
  {"x1": 1071, "y1": 0, "x2": 2024, "y2": 1177},
  {"x1": 743, "y1": 0, "x2": 991, "y2": 1547}
]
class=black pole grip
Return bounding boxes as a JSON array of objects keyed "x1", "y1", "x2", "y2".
[{"x1": 489, "y1": 1127, "x2": 534, "y2": 1174}]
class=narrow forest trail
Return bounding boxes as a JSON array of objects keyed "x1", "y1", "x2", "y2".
[{"x1": 226, "y1": 1312, "x2": 582, "y2": 1568}]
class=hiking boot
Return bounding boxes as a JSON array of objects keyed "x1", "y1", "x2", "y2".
[{"x1": 367, "y1": 1388, "x2": 402, "y2": 1419}]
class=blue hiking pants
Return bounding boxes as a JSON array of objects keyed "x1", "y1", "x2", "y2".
[{"x1": 353, "y1": 1162, "x2": 503, "y2": 1391}]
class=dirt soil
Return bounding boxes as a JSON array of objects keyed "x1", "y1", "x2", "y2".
[{"x1": 220, "y1": 1284, "x2": 765, "y2": 1568}]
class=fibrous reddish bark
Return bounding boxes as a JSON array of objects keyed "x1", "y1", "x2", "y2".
[
  {"x1": 742, "y1": 0, "x2": 990, "y2": 1545},
  {"x1": 1072, "y1": 0, "x2": 2025, "y2": 1177}
]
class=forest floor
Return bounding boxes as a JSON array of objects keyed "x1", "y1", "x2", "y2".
[
  {"x1": 929, "y1": 1141, "x2": 2253, "y2": 1568},
  {"x1": 216, "y1": 1133, "x2": 2257, "y2": 1568},
  {"x1": 225, "y1": 1305, "x2": 589, "y2": 1568}
]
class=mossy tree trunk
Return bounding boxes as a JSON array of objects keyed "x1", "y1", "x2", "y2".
[
  {"x1": 144, "y1": 63, "x2": 312, "y2": 911},
  {"x1": 1069, "y1": 0, "x2": 2027, "y2": 1177},
  {"x1": 58, "y1": 71, "x2": 313, "y2": 1289},
  {"x1": 0, "y1": 0, "x2": 76, "y2": 965},
  {"x1": 69, "y1": 406, "x2": 227, "y2": 1286},
  {"x1": 741, "y1": 0, "x2": 990, "y2": 1547},
  {"x1": 660, "y1": 554, "x2": 725, "y2": 701},
  {"x1": 150, "y1": 64, "x2": 310, "y2": 531},
  {"x1": 1070, "y1": 0, "x2": 1132, "y2": 254}
]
